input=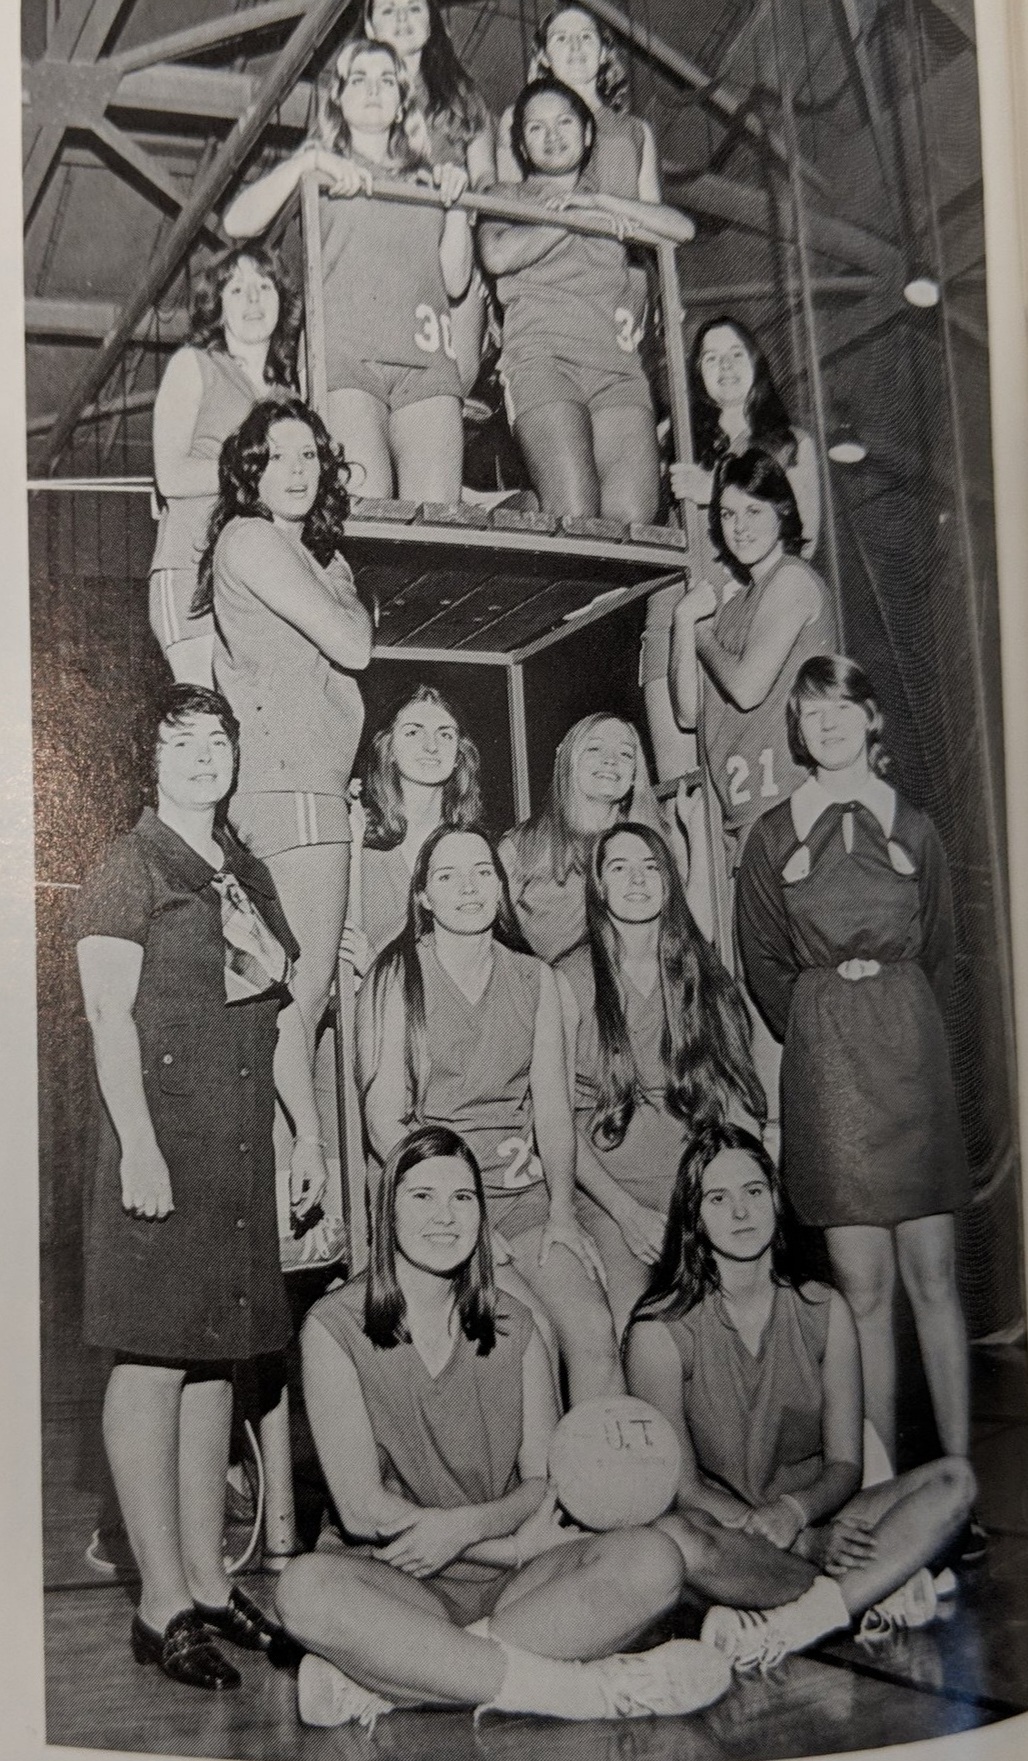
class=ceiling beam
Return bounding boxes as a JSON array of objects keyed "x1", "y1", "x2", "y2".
[
  {"x1": 922, "y1": 0, "x2": 974, "y2": 43},
  {"x1": 106, "y1": 2, "x2": 310, "y2": 76},
  {"x1": 52, "y1": 0, "x2": 132, "y2": 62},
  {"x1": 111, "y1": 63, "x2": 312, "y2": 130},
  {"x1": 827, "y1": 0, "x2": 899, "y2": 228},
  {"x1": 677, "y1": 171, "x2": 900, "y2": 277},
  {"x1": 23, "y1": 124, "x2": 66, "y2": 224},
  {"x1": 42, "y1": 0, "x2": 354, "y2": 471},
  {"x1": 25, "y1": 297, "x2": 188, "y2": 341},
  {"x1": 27, "y1": 387, "x2": 156, "y2": 437}
]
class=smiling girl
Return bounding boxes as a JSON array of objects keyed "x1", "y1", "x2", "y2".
[
  {"x1": 735, "y1": 656, "x2": 972, "y2": 1473},
  {"x1": 223, "y1": 39, "x2": 471, "y2": 502}
]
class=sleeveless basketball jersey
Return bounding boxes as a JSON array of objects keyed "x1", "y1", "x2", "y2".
[
  {"x1": 417, "y1": 938, "x2": 545, "y2": 1199},
  {"x1": 591, "y1": 109, "x2": 647, "y2": 199},
  {"x1": 493, "y1": 172, "x2": 645, "y2": 371},
  {"x1": 702, "y1": 555, "x2": 839, "y2": 837},
  {"x1": 320, "y1": 162, "x2": 457, "y2": 378},
  {"x1": 213, "y1": 516, "x2": 365, "y2": 795},
  {"x1": 309, "y1": 1284, "x2": 534, "y2": 1590},
  {"x1": 151, "y1": 349, "x2": 273, "y2": 573},
  {"x1": 361, "y1": 844, "x2": 413, "y2": 956},
  {"x1": 664, "y1": 1283, "x2": 832, "y2": 1509}
]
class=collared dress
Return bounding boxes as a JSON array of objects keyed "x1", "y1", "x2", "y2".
[
  {"x1": 736, "y1": 781, "x2": 970, "y2": 1227},
  {"x1": 72, "y1": 807, "x2": 298, "y2": 1360}
]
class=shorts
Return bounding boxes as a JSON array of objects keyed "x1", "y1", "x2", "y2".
[
  {"x1": 638, "y1": 579, "x2": 687, "y2": 687},
  {"x1": 485, "y1": 1182, "x2": 553, "y2": 1241},
  {"x1": 230, "y1": 790, "x2": 351, "y2": 860},
  {"x1": 327, "y1": 353, "x2": 461, "y2": 412},
  {"x1": 501, "y1": 352, "x2": 653, "y2": 425},
  {"x1": 149, "y1": 567, "x2": 212, "y2": 654},
  {"x1": 316, "y1": 1527, "x2": 516, "y2": 1626}
]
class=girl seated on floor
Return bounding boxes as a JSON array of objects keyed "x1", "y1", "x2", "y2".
[
  {"x1": 223, "y1": 39, "x2": 471, "y2": 504},
  {"x1": 275, "y1": 1125, "x2": 730, "y2": 1728},
  {"x1": 478, "y1": 75, "x2": 692, "y2": 526},
  {"x1": 626, "y1": 1123, "x2": 975, "y2": 1671}
]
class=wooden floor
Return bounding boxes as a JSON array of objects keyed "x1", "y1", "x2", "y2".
[{"x1": 41, "y1": 1273, "x2": 1028, "y2": 1761}]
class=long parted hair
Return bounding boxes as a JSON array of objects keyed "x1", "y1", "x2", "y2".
[
  {"x1": 504, "y1": 713, "x2": 664, "y2": 890},
  {"x1": 689, "y1": 317, "x2": 797, "y2": 473},
  {"x1": 583, "y1": 824, "x2": 765, "y2": 1149},
  {"x1": 629, "y1": 1123, "x2": 804, "y2": 1329},
  {"x1": 786, "y1": 654, "x2": 891, "y2": 778},
  {"x1": 314, "y1": 38, "x2": 430, "y2": 171},
  {"x1": 709, "y1": 445, "x2": 805, "y2": 581},
  {"x1": 363, "y1": 685, "x2": 482, "y2": 852},
  {"x1": 359, "y1": 823, "x2": 532, "y2": 1122},
  {"x1": 365, "y1": 1125, "x2": 499, "y2": 1353},
  {"x1": 364, "y1": 0, "x2": 489, "y2": 149},
  {"x1": 188, "y1": 243, "x2": 301, "y2": 390},
  {"x1": 531, "y1": 6, "x2": 630, "y2": 112},
  {"x1": 193, "y1": 397, "x2": 352, "y2": 616}
]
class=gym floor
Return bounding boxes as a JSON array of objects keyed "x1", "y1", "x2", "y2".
[{"x1": 41, "y1": 1251, "x2": 1028, "y2": 1761}]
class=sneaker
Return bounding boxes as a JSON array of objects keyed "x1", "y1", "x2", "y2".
[
  {"x1": 297, "y1": 1653, "x2": 394, "y2": 1730},
  {"x1": 592, "y1": 1639, "x2": 731, "y2": 1718},
  {"x1": 701, "y1": 1575, "x2": 849, "y2": 1673},
  {"x1": 858, "y1": 1566, "x2": 955, "y2": 1643}
]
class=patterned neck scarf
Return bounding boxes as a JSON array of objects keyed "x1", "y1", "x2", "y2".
[{"x1": 209, "y1": 870, "x2": 291, "y2": 1003}]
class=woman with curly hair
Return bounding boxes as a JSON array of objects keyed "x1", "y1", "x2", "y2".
[
  {"x1": 196, "y1": 396, "x2": 372, "y2": 1079},
  {"x1": 644, "y1": 317, "x2": 820, "y2": 784},
  {"x1": 343, "y1": 684, "x2": 483, "y2": 977},
  {"x1": 223, "y1": 39, "x2": 471, "y2": 502},
  {"x1": 556, "y1": 822, "x2": 765, "y2": 1335},
  {"x1": 363, "y1": 0, "x2": 495, "y2": 393},
  {"x1": 148, "y1": 244, "x2": 299, "y2": 686}
]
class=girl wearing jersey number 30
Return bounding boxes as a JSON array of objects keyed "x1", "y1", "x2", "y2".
[{"x1": 224, "y1": 41, "x2": 471, "y2": 504}]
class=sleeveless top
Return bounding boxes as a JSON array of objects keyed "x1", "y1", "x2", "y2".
[
  {"x1": 663, "y1": 1283, "x2": 832, "y2": 1509},
  {"x1": 319, "y1": 156, "x2": 460, "y2": 388},
  {"x1": 492, "y1": 171, "x2": 645, "y2": 373},
  {"x1": 151, "y1": 349, "x2": 276, "y2": 575},
  {"x1": 213, "y1": 516, "x2": 365, "y2": 795},
  {"x1": 498, "y1": 832, "x2": 587, "y2": 965},
  {"x1": 591, "y1": 108, "x2": 647, "y2": 198},
  {"x1": 417, "y1": 938, "x2": 544, "y2": 1198},
  {"x1": 360, "y1": 844, "x2": 413, "y2": 955},
  {"x1": 702, "y1": 555, "x2": 839, "y2": 837},
  {"x1": 309, "y1": 1284, "x2": 534, "y2": 1589}
]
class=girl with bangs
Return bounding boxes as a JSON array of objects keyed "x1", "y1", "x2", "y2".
[
  {"x1": 342, "y1": 684, "x2": 483, "y2": 976},
  {"x1": 499, "y1": 711, "x2": 691, "y2": 965},
  {"x1": 223, "y1": 39, "x2": 471, "y2": 503},
  {"x1": 149, "y1": 243, "x2": 300, "y2": 687},
  {"x1": 355, "y1": 823, "x2": 622, "y2": 1405},
  {"x1": 735, "y1": 656, "x2": 972, "y2": 1476},
  {"x1": 556, "y1": 822, "x2": 765, "y2": 1336}
]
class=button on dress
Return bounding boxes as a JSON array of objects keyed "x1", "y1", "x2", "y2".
[{"x1": 72, "y1": 808, "x2": 298, "y2": 1360}]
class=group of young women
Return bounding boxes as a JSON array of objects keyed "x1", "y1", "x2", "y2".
[{"x1": 72, "y1": 0, "x2": 979, "y2": 1731}]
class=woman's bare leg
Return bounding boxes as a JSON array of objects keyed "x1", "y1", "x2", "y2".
[
  {"x1": 514, "y1": 404, "x2": 599, "y2": 518},
  {"x1": 826, "y1": 1224, "x2": 897, "y2": 1466},
  {"x1": 391, "y1": 396, "x2": 464, "y2": 504},
  {"x1": 591, "y1": 405, "x2": 660, "y2": 525},
  {"x1": 494, "y1": 1260, "x2": 560, "y2": 1394},
  {"x1": 509, "y1": 1228, "x2": 623, "y2": 1405},
  {"x1": 579, "y1": 1204, "x2": 653, "y2": 1341},
  {"x1": 326, "y1": 389, "x2": 393, "y2": 500},
  {"x1": 659, "y1": 1509, "x2": 817, "y2": 1608},
  {"x1": 449, "y1": 276, "x2": 488, "y2": 397},
  {"x1": 823, "y1": 1455, "x2": 975, "y2": 1617},
  {"x1": 260, "y1": 1388, "x2": 297, "y2": 1559},
  {"x1": 263, "y1": 844, "x2": 351, "y2": 1064},
  {"x1": 896, "y1": 1213, "x2": 971, "y2": 1457},
  {"x1": 490, "y1": 1526, "x2": 683, "y2": 1657},
  {"x1": 178, "y1": 1374, "x2": 234, "y2": 1608},
  {"x1": 103, "y1": 1362, "x2": 190, "y2": 1632}
]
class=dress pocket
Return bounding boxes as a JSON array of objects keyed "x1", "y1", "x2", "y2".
[{"x1": 154, "y1": 1024, "x2": 194, "y2": 1096}]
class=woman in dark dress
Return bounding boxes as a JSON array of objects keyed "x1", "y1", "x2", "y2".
[
  {"x1": 74, "y1": 684, "x2": 326, "y2": 1688},
  {"x1": 735, "y1": 656, "x2": 972, "y2": 1470}
]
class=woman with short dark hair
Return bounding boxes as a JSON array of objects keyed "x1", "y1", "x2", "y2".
[{"x1": 73, "y1": 683, "x2": 325, "y2": 1687}]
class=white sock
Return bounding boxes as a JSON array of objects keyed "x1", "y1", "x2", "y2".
[
  {"x1": 479, "y1": 1639, "x2": 615, "y2": 1722},
  {"x1": 791, "y1": 1575, "x2": 850, "y2": 1645}
]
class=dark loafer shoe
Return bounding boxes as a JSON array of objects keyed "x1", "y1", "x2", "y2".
[
  {"x1": 196, "y1": 1586, "x2": 284, "y2": 1654},
  {"x1": 131, "y1": 1609, "x2": 241, "y2": 1691}
]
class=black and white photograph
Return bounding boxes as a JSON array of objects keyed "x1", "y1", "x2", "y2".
[{"x1": 10, "y1": 1, "x2": 1028, "y2": 1758}]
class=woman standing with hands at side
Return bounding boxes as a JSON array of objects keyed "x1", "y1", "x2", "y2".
[
  {"x1": 73, "y1": 684, "x2": 324, "y2": 1688},
  {"x1": 735, "y1": 656, "x2": 972, "y2": 1472}
]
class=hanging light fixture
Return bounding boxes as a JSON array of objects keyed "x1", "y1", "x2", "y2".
[
  {"x1": 827, "y1": 422, "x2": 867, "y2": 465},
  {"x1": 903, "y1": 269, "x2": 941, "y2": 308}
]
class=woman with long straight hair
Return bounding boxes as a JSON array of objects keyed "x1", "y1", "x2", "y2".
[
  {"x1": 356, "y1": 823, "x2": 622, "y2": 1404},
  {"x1": 223, "y1": 38, "x2": 471, "y2": 502},
  {"x1": 556, "y1": 822, "x2": 765, "y2": 1335},
  {"x1": 736, "y1": 655, "x2": 972, "y2": 1473},
  {"x1": 275, "y1": 1125, "x2": 730, "y2": 1728},
  {"x1": 149, "y1": 243, "x2": 299, "y2": 687},
  {"x1": 626, "y1": 1124, "x2": 975, "y2": 1672}
]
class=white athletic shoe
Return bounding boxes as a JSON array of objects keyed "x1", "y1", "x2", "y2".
[
  {"x1": 297, "y1": 1653, "x2": 395, "y2": 1730},
  {"x1": 701, "y1": 1575, "x2": 849, "y2": 1673},
  {"x1": 591, "y1": 1639, "x2": 731, "y2": 1718},
  {"x1": 858, "y1": 1566, "x2": 956, "y2": 1644}
]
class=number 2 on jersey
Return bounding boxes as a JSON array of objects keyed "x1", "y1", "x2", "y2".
[
  {"x1": 496, "y1": 1135, "x2": 544, "y2": 1190},
  {"x1": 726, "y1": 747, "x2": 780, "y2": 808}
]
